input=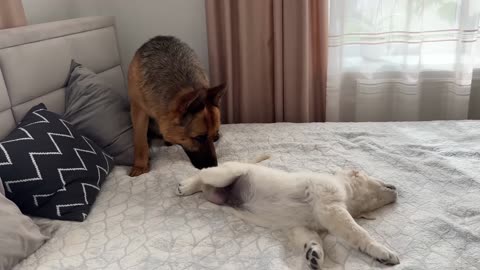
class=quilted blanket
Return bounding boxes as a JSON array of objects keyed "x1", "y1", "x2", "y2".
[{"x1": 16, "y1": 121, "x2": 480, "y2": 270}]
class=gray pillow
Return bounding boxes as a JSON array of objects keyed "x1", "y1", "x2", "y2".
[
  {"x1": 64, "y1": 61, "x2": 134, "y2": 166},
  {"x1": 0, "y1": 193, "x2": 50, "y2": 269}
]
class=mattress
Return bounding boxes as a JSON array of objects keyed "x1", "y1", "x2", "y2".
[{"x1": 16, "y1": 121, "x2": 480, "y2": 270}]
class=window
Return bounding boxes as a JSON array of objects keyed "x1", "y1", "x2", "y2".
[{"x1": 328, "y1": 0, "x2": 480, "y2": 72}]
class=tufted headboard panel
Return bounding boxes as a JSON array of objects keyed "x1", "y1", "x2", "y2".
[{"x1": 0, "y1": 16, "x2": 126, "y2": 140}]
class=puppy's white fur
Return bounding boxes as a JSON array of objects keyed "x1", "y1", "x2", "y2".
[{"x1": 176, "y1": 159, "x2": 399, "y2": 269}]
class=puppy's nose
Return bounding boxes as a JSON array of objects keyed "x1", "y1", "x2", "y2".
[{"x1": 384, "y1": 184, "x2": 396, "y2": 190}]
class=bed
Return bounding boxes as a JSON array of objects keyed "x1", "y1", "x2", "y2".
[{"x1": 1, "y1": 17, "x2": 479, "y2": 270}]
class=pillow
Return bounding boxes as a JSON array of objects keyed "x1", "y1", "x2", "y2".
[
  {"x1": 0, "y1": 193, "x2": 50, "y2": 269},
  {"x1": 64, "y1": 61, "x2": 134, "y2": 166},
  {"x1": 0, "y1": 103, "x2": 114, "y2": 221}
]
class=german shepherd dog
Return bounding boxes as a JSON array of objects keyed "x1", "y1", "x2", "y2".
[{"x1": 128, "y1": 36, "x2": 226, "y2": 177}]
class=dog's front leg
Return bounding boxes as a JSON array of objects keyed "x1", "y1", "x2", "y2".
[
  {"x1": 198, "y1": 163, "x2": 248, "y2": 187},
  {"x1": 176, "y1": 175, "x2": 202, "y2": 196},
  {"x1": 129, "y1": 102, "x2": 150, "y2": 177},
  {"x1": 288, "y1": 227, "x2": 324, "y2": 270},
  {"x1": 314, "y1": 204, "x2": 400, "y2": 266}
]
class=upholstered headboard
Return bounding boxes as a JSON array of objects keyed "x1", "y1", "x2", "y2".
[{"x1": 0, "y1": 16, "x2": 126, "y2": 140}]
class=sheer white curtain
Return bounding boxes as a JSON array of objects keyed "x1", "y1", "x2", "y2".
[{"x1": 327, "y1": 0, "x2": 480, "y2": 121}]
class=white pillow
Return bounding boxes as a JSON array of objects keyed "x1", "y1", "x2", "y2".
[{"x1": 0, "y1": 193, "x2": 49, "y2": 269}]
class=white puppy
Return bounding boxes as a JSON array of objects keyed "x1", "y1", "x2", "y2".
[{"x1": 176, "y1": 158, "x2": 399, "y2": 269}]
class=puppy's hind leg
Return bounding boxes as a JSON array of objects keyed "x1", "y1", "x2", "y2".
[
  {"x1": 288, "y1": 227, "x2": 324, "y2": 270},
  {"x1": 314, "y1": 204, "x2": 400, "y2": 266}
]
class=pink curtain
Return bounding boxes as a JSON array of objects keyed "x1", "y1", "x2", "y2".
[
  {"x1": 0, "y1": 0, "x2": 27, "y2": 30},
  {"x1": 206, "y1": 0, "x2": 328, "y2": 123}
]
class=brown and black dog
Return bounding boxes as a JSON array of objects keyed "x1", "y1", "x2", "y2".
[{"x1": 128, "y1": 36, "x2": 226, "y2": 177}]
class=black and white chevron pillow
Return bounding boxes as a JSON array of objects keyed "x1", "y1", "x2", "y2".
[{"x1": 0, "y1": 104, "x2": 114, "y2": 221}]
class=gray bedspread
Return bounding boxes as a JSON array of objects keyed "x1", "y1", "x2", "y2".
[{"x1": 16, "y1": 121, "x2": 480, "y2": 270}]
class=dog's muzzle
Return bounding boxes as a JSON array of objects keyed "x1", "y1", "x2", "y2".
[
  {"x1": 184, "y1": 149, "x2": 218, "y2": 169},
  {"x1": 382, "y1": 183, "x2": 398, "y2": 203}
]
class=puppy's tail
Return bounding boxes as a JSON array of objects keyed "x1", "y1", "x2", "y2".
[{"x1": 250, "y1": 154, "x2": 270, "y2": 164}]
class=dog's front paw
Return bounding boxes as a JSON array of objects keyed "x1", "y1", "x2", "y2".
[
  {"x1": 129, "y1": 165, "x2": 150, "y2": 177},
  {"x1": 370, "y1": 244, "x2": 400, "y2": 266},
  {"x1": 305, "y1": 240, "x2": 324, "y2": 270},
  {"x1": 376, "y1": 252, "x2": 400, "y2": 266},
  {"x1": 176, "y1": 177, "x2": 200, "y2": 196}
]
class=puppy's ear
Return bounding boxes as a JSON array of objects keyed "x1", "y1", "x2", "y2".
[
  {"x1": 339, "y1": 169, "x2": 360, "y2": 179},
  {"x1": 206, "y1": 83, "x2": 227, "y2": 107},
  {"x1": 177, "y1": 90, "x2": 206, "y2": 115},
  {"x1": 335, "y1": 169, "x2": 354, "y2": 175},
  {"x1": 349, "y1": 170, "x2": 360, "y2": 178}
]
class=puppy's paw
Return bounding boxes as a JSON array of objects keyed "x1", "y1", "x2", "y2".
[
  {"x1": 129, "y1": 165, "x2": 149, "y2": 177},
  {"x1": 305, "y1": 240, "x2": 324, "y2": 270},
  {"x1": 176, "y1": 177, "x2": 200, "y2": 196},
  {"x1": 252, "y1": 154, "x2": 270, "y2": 163},
  {"x1": 376, "y1": 252, "x2": 400, "y2": 266},
  {"x1": 371, "y1": 245, "x2": 400, "y2": 266}
]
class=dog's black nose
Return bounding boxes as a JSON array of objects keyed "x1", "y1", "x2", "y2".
[
  {"x1": 384, "y1": 184, "x2": 396, "y2": 190},
  {"x1": 184, "y1": 150, "x2": 218, "y2": 169},
  {"x1": 192, "y1": 159, "x2": 217, "y2": 169}
]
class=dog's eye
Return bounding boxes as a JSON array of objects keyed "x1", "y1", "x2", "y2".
[{"x1": 194, "y1": 135, "x2": 208, "y2": 143}]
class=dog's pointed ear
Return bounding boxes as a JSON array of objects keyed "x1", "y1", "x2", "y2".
[
  {"x1": 177, "y1": 90, "x2": 206, "y2": 115},
  {"x1": 206, "y1": 83, "x2": 227, "y2": 107}
]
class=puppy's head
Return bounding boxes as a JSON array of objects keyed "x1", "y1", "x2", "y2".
[
  {"x1": 337, "y1": 169, "x2": 397, "y2": 214},
  {"x1": 161, "y1": 84, "x2": 226, "y2": 169}
]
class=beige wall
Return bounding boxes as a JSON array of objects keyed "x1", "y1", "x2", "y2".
[
  {"x1": 21, "y1": 0, "x2": 209, "y2": 75},
  {"x1": 22, "y1": 0, "x2": 73, "y2": 24}
]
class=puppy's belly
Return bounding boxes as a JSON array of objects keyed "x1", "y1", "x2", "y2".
[{"x1": 203, "y1": 175, "x2": 251, "y2": 208}]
